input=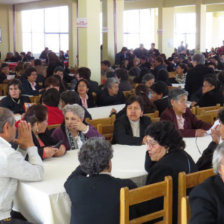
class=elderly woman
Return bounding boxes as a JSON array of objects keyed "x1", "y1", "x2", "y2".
[
  {"x1": 112, "y1": 95, "x2": 151, "y2": 145},
  {"x1": 0, "y1": 79, "x2": 30, "y2": 114},
  {"x1": 141, "y1": 73, "x2": 155, "y2": 88},
  {"x1": 24, "y1": 104, "x2": 66, "y2": 159},
  {"x1": 189, "y1": 142, "x2": 224, "y2": 223},
  {"x1": 191, "y1": 76, "x2": 223, "y2": 107},
  {"x1": 160, "y1": 88, "x2": 211, "y2": 137},
  {"x1": 51, "y1": 104, "x2": 101, "y2": 150},
  {"x1": 64, "y1": 138, "x2": 137, "y2": 223},
  {"x1": 97, "y1": 77, "x2": 125, "y2": 106},
  {"x1": 144, "y1": 121, "x2": 197, "y2": 224}
]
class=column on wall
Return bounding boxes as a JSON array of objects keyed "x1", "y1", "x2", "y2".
[
  {"x1": 102, "y1": 0, "x2": 115, "y2": 62},
  {"x1": 68, "y1": 0, "x2": 77, "y2": 67},
  {"x1": 157, "y1": 6, "x2": 175, "y2": 57},
  {"x1": 115, "y1": 0, "x2": 124, "y2": 53},
  {"x1": 162, "y1": 7, "x2": 175, "y2": 57},
  {"x1": 77, "y1": 0, "x2": 101, "y2": 83},
  {"x1": 195, "y1": 0, "x2": 206, "y2": 53}
]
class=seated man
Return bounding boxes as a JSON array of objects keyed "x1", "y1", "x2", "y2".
[
  {"x1": 0, "y1": 107, "x2": 44, "y2": 223},
  {"x1": 97, "y1": 77, "x2": 125, "y2": 106},
  {"x1": 150, "y1": 81, "x2": 169, "y2": 115},
  {"x1": 64, "y1": 137, "x2": 137, "y2": 224}
]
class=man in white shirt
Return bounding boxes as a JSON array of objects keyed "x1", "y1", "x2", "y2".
[{"x1": 0, "y1": 107, "x2": 44, "y2": 224}]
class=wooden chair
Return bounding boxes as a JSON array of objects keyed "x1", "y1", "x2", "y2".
[
  {"x1": 195, "y1": 104, "x2": 221, "y2": 115},
  {"x1": 29, "y1": 95, "x2": 41, "y2": 104},
  {"x1": 181, "y1": 196, "x2": 190, "y2": 224},
  {"x1": 144, "y1": 110, "x2": 159, "y2": 119},
  {"x1": 190, "y1": 106, "x2": 196, "y2": 115},
  {"x1": 48, "y1": 123, "x2": 61, "y2": 130},
  {"x1": 168, "y1": 86, "x2": 178, "y2": 91},
  {"x1": 168, "y1": 71, "x2": 176, "y2": 79},
  {"x1": 85, "y1": 114, "x2": 116, "y2": 129},
  {"x1": 97, "y1": 123, "x2": 114, "y2": 142},
  {"x1": 201, "y1": 109, "x2": 220, "y2": 124},
  {"x1": 196, "y1": 113, "x2": 214, "y2": 125},
  {"x1": 120, "y1": 176, "x2": 173, "y2": 224},
  {"x1": 0, "y1": 83, "x2": 8, "y2": 96},
  {"x1": 123, "y1": 90, "x2": 134, "y2": 99},
  {"x1": 178, "y1": 168, "x2": 215, "y2": 224},
  {"x1": 151, "y1": 117, "x2": 160, "y2": 123}
]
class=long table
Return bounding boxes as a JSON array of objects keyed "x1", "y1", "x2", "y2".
[
  {"x1": 14, "y1": 136, "x2": 212, "y2": 224},
  {"x1": 87, "y1": 104, "x2": 125, "y2": 119}
]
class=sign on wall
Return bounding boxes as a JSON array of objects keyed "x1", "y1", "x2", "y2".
[{"x1": 77, "y1": 18, "x2": 88, "y2": 28}]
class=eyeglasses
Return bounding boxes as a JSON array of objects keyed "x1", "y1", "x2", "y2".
[{"x1": 145, "y1": 139, "x2": 158, "y2": 147}]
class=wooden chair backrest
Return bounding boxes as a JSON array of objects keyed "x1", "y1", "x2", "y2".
[
  {"x1": 178, "y1": 169, "x2": 215, "y2": 224},
  {"x1": 48, "y1": 123, "x2": 61, "y2": 130},
  {"x1": 196, "y1": 113, "x2": 214, "y2": 125},
  {"x1": 85, "y1": 114, "x2": 115, "y2": 128},
  {"x1": 151, "y1": 117, "x2": 160, "y2": 123},
  {"x1": 168, "y1": 86, "x2": 178, "y2": 91},
  {"x1": 29, "y1": 95, "x2": 41, "y2": 104},
  {"x1": 190, "y1": 106, "x2": 196, "y2": 115},
  {"x1": 168, "y1": 72, "x2": 176, "y2": 78},
  {"x1": 0, "y1": 83, "x2": 8, "y2": 96},
  {"x1": 195, "y1": 104, "x2": 221, "y2": 115},
  {"x1": 120, "y1": 176, "x2": 173, "y2": 224},
  {"x1": 97, "y1": 123, "x2": 114, "y2": 142},
  {"x1": 181, "y1": 196, "x2": 190, "y2": 224},
  {"x1": 201, "y1": 109, "x2": 220, "y2": 124},
  {"x1": 144, "y1": 110, "x2": 159, "y2": 119},
  {"x1": 123, "y1": 90, "x2": 134, "y2": 99}
]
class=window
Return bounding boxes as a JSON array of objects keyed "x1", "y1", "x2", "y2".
[
  {"x1": 174, "y1": 13, "x2": 196, "y2": 50},
  {"x1": 123, "y1": 9, "x2": 155, "y2": 49},
  {"x1": 206, "y1": 12, "x2": 224, "y2": 50},
  {"x1": 21, "y1": 6, "x2": 69, "y2": 55}
]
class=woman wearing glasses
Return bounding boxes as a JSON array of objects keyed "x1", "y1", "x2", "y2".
[
  {"x1": 160, "y1": 88, "x2": 211, "y2": 137},
  {"x1": 143, "y1": 121, "x2": 197, "y2": 224}
]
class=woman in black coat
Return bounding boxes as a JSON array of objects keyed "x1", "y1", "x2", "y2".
[
  {"x1": 144, "y1": 121, "x2": 198, "y2": 224},
  {"x1": 193, "y1": 75, "x2": 223, "y2": 107},
  {"x1": 189, "y1": 142, "x2": 224, "y2": 224},
  {"x1": 0, "y1": 78, "x2": 30, "y2": 114},
  {"x1": 112, "y1": 95, "x2": 151, "y2": 145}
]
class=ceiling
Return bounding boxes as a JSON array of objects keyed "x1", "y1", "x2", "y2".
[{"x1": 0, "y1": 0, "x2": 44, "y2": 4}]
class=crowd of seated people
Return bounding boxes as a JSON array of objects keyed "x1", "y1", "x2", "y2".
[{"x1": 2, "y1": 42, "x2": 224, "y2": 224}]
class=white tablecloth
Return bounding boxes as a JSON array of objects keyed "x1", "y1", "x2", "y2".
[
  {"x1": 87, "y1": 104, "x2": 125, "y2": 119},
  {"x1": 14, "y1": 136, "x2": 213, "y2": 224}
]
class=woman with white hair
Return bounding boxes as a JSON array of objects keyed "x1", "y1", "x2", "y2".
[
  {"x1": 189, "y1": 142, "x2": 224, "y2": 224},
  {"x1": 51, "y1": 104, "x2": 101, "y2": 150},
  {"x1": 160, "y1": 88, "x2": 211, "y2": 137}
]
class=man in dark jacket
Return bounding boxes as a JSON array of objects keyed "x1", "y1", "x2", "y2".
[
  {"x1": 152, "y1": 56, "x2": 170, "y2": 86},
  {"x1": 185, "y1": 54, "x2": 214, "y2": 101},
  {"x1": 64, "y1": 138, "x2": 137, "y2": 224}
]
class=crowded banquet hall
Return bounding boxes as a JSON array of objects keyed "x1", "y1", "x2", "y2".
[{"x1": 1, "y1": 0, "x2": 224, "y2": 223}]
